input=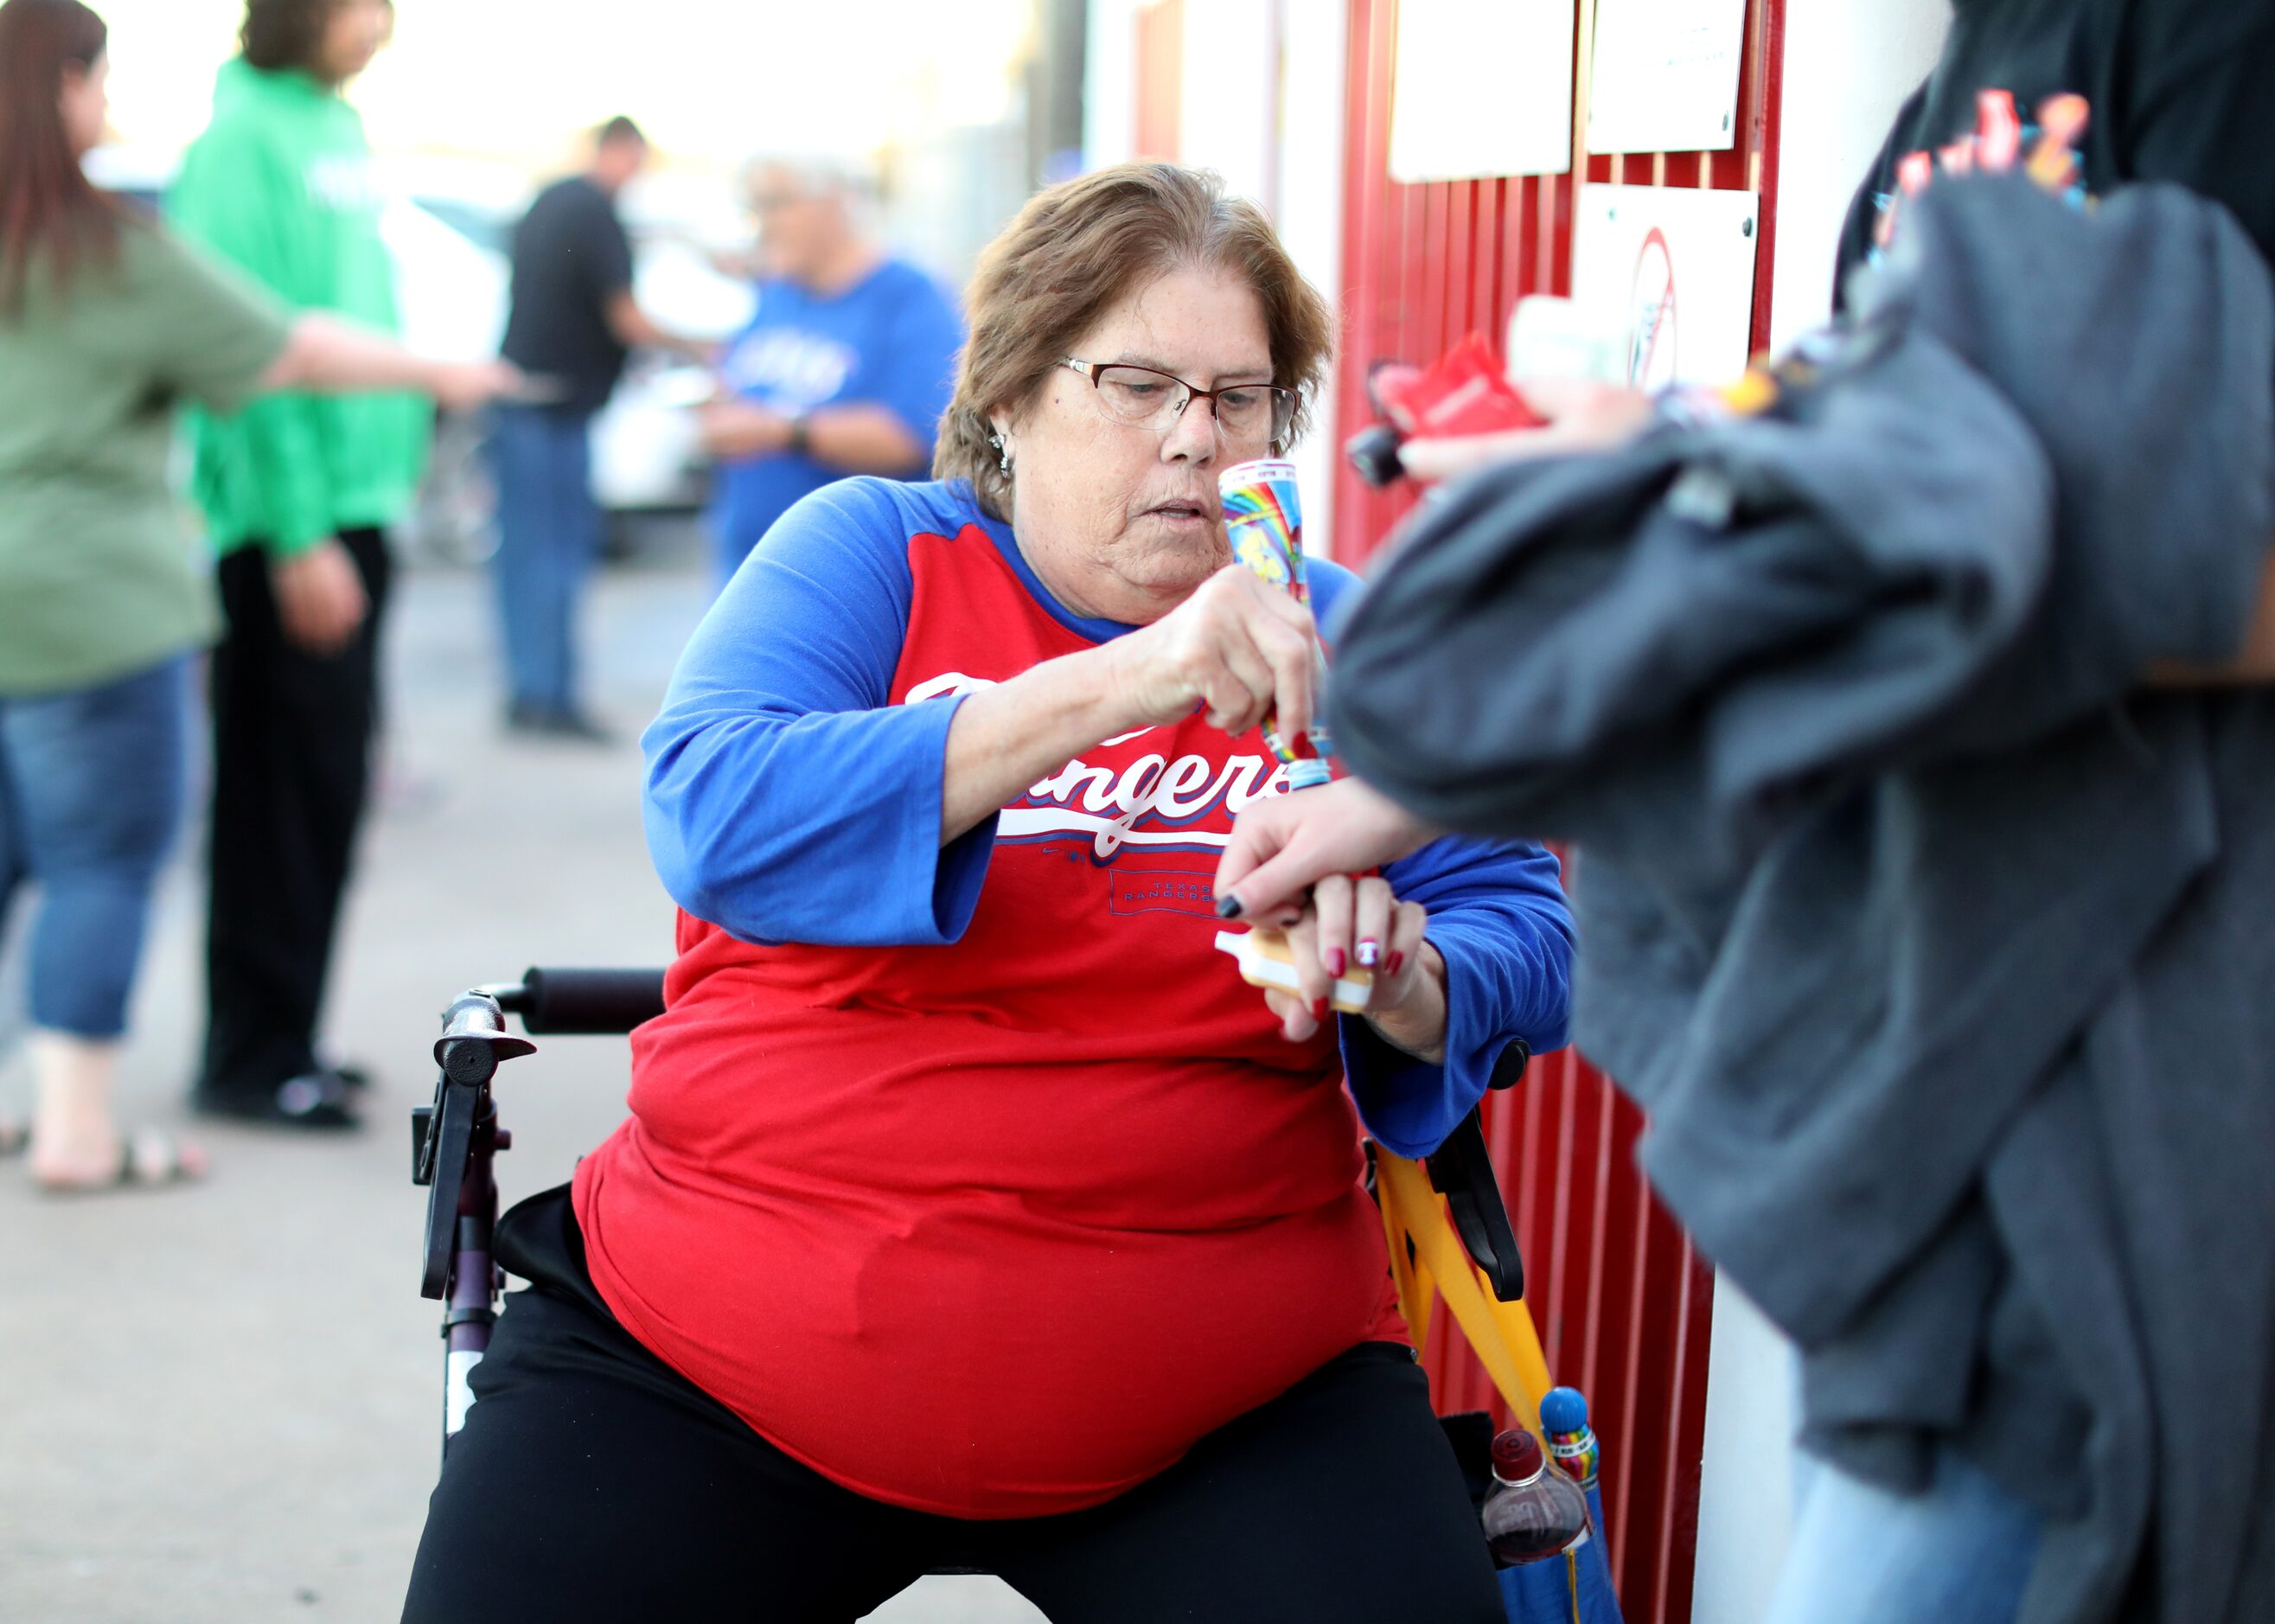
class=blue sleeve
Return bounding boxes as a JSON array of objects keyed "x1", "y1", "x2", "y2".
[
  {"x1": 1339, "y1": 837, "x2": 1575, "y2": 1159},
  {"x1": 864, "y1": 272, "x2": 964, "y2": 458},
  {"x1": 641, "y1": 480, "x2": 997, "y2": 944},
  {"x1": 1306, "y1": 559, "x2": 1575, "y2": 1158}
]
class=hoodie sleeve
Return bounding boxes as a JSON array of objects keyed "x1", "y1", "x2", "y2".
[
  {"x1": 1305, "y1": 559, "x2": 1577, "y2": 1156},
  {"x1": 168, "y1": 120, "x2": 335, "y2": 557},
  {"x1": 138, "y1": 227, "x2": 292, "y2": 416}
]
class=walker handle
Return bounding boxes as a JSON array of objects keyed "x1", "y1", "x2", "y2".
[{"x1": 499, "y1": 967, "x2": 668, "y2": 1035}]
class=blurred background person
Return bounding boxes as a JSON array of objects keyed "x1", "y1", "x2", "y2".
[
  {"x1": 493, "y1": 115, "x2": 706, "y2": 744},
  {"x1": 0, "y1": 0, "x2": 507, "y2": 1189},
  {"x1": 168, "y1": 0, "x2": 418, "y2": 1131},
  {"x1": 697, "y1": 153, "x2": 964, "y2": 585}
]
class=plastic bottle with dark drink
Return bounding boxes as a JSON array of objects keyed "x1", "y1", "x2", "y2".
[{"x1": 1481, "y1": 1426, "x2": 1594, "y2": 1568}]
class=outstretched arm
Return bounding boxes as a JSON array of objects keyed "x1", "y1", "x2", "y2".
[{"x1": 1213, "y1": 775, "x2": 1439, "y2": 924}]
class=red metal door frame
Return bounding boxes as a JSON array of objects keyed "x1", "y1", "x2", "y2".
[
  {"x1": 1331, "y1": 5, "x2": 1788, "y2": 1621},
  {"x1": 1134, "y1": 0, "x2": 1185, "y2": 161}
]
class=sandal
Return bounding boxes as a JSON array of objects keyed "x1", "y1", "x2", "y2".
[{"x1": 33, "y1": 1128, "x2": 208, "y2": 1196}]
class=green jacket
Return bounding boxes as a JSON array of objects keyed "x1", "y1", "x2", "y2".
[{"x1": 169, "y1": 59, "x2": 429, "y2": 558}]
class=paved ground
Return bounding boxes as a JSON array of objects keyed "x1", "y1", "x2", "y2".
[{"x1": 0, "y1": 524, "x2": 1047, "y2": 1624}]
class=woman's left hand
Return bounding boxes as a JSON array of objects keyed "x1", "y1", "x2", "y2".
[{"x1": 1263, "y1": 874, "x2": 1447, "y2": 1064}]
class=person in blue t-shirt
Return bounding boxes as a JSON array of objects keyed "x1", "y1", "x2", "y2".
[{"x1": 696, "y1": 156, "x2": 965, "y2": 585}]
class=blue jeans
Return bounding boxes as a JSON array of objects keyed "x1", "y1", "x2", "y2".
[
  {"x1": 0, "y1": 658, "x2": 189, "y2": 1038},
  {"x1": 489, "y1": 404, "x2": 600, "y2": 713},
  {"x1": 1765, "y1": 1443, "x2": 2042, "y2": 1624}
]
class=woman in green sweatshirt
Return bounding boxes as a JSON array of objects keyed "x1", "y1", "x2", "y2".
[
  {"x1": 167, "y1": 0, "x2": 436, "y2": 1129},
  {"x1": 0, "y1": 0, "x2": 508, "y2": 1190}
]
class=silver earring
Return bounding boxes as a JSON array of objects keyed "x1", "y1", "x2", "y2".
[{"x1": 989, "y1": 433, "x2": 1012, "y2": 476}]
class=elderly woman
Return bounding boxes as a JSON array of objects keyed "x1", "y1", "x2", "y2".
[{"x1": 404, "y1": 163, "x2": 1572, "y2": 1624}]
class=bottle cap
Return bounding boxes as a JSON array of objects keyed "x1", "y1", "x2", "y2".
[
  {"x1": 1539, "y1": 1386, "x2": 1588, "y2": 1432},
  {"x1": 1490, "y1": 1427, "x2": 1545, "y2": 1484}
]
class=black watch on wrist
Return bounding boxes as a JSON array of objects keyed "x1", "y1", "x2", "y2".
[{"x1": 785, "y1": 412, "x2": 812, "y2": 456}]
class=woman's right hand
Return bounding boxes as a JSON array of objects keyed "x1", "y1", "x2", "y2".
[
  {"x1": 431, "y1": 358, "x2": 525, "y2": 415},
  {"x1": 1098, "y1": 563, "x2": 1320, "y2": 742},
  {"x1": 270, "y1": 538, "x2": 368, "y2": 656},
  {"x1": 695, "y1": 399, "x2": 791, "y2": 462}
]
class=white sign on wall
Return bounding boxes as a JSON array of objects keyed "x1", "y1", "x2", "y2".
[
  {"x1": 1570, "y1": 184, "x2": 1760, "y2": 389},
  {"x1": 1588, "y1": 0, "x2": 1749, "y2": 155},
  {"x1": 1388, "y1": 0, "x2": 1575, "y2": 182}
]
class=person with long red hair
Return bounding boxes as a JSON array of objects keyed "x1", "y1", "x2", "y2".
[{"x1": 0, "y1": 0, "x2": 510, "y2": 1192}]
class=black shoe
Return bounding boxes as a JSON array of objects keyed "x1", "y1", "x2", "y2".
[
  {"x1": 506, "y1": 700, "x2": 614, "y2": 745},
  {"x1": 191, "y1": 1070, "x2": 365, "y2": 1131},
  {"x1": 545, "y1": 707, "x2": 614, "y2": 745},
  {"x1": 318, "y1": 1056, "x2": 374, "y2": 1092}
]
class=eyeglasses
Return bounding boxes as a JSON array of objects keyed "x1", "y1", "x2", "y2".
[{"x1": 1060, "y1": 359, "x2": 1296, "y2": 449}]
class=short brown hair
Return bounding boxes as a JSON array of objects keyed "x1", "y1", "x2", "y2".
[
  {"x1": 936, "y1": 162, "x2": 1335, "y2": 520},
  {"x1": 240, "y1": 0, "x2": 380, "y2": 74}
]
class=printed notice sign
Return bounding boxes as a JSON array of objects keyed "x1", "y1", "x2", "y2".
[
  {"x1": 1588, "y1": 0, "x2": 1748, "y2": 155},
  {"x1": 1389, "y1": 0, "x2": 1575, "y2": 182},
  {"x1": 1570, "y1": 185, "x2": 1760, "y2": 390}
]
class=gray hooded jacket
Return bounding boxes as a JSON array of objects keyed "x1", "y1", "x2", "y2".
[{"x1": 1330, "y1": 176, "x2": 2275, "y2": 1624}]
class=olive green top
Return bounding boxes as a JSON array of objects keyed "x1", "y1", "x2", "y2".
[{"x1": 0, "y1": 221, "x2": 289, "y2": 695}]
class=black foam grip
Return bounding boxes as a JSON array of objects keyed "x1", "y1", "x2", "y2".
[{"x1": 516, "y1": 968, "x2": 667, "y2": 1035}]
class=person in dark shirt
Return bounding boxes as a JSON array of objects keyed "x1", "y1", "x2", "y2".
[
  {"x1": 1837, "y1": 0, "x2": 2275, "y2": 296},
  {"x1": 1217, "y1": 4, "x2": 2275, "y2": 1622},
  {"x1": 493, "y1": 115, "x2": 691, "y2": 740}
]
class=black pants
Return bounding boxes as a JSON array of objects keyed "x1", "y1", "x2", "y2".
[
  {"x1": 200, "y1": 527, "x2": 390, "y2": 1096},
  {"x1": 402, "y1": 1189, "x2": 1505, "y2": 1624}
]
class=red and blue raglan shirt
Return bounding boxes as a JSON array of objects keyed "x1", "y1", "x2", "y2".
[{"x1": 573, "y1": 476, "x2": 1574, "y2": 1519}]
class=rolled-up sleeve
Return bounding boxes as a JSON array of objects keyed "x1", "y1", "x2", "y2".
[
  {"x1": 141, "y1": 227, "x2": 292, "y2": 417},
  {"x1": 1339, "y1": 837, "x2": 1575, "y2": 1158},
  {"x1": 641, "y1": 480, "x2": 996, "y2": 945}
]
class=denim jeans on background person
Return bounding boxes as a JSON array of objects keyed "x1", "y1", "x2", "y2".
[
  {"x1": 0, "y1": 657, "x2": 189, "y2": 1039},
  {"x1": 1765, "y1": 1442, "x2": 2043, "y2": 1624},
  {"x1": 489, "y1": 402, "x2": 602, "y2": 717}
]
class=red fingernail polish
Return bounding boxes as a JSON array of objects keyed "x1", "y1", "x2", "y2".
[
  {"x1": 1313, "y1": 997, "x2": 1330, "y2": 1021},
  {"x1": 1388, "y1": 950, "x2": 1405, "y2": 976},
  {"x1": 1356, "y1": 938, "x2": 1382, "y2": 970},
  {"x1": 1326, "y1": 949, "x2": 1345, "y2": 977}
]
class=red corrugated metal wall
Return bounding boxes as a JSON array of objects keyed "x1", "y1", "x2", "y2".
[{"x1": 1331, "y1": 5, "x2": 1788, "y2": 1622}]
